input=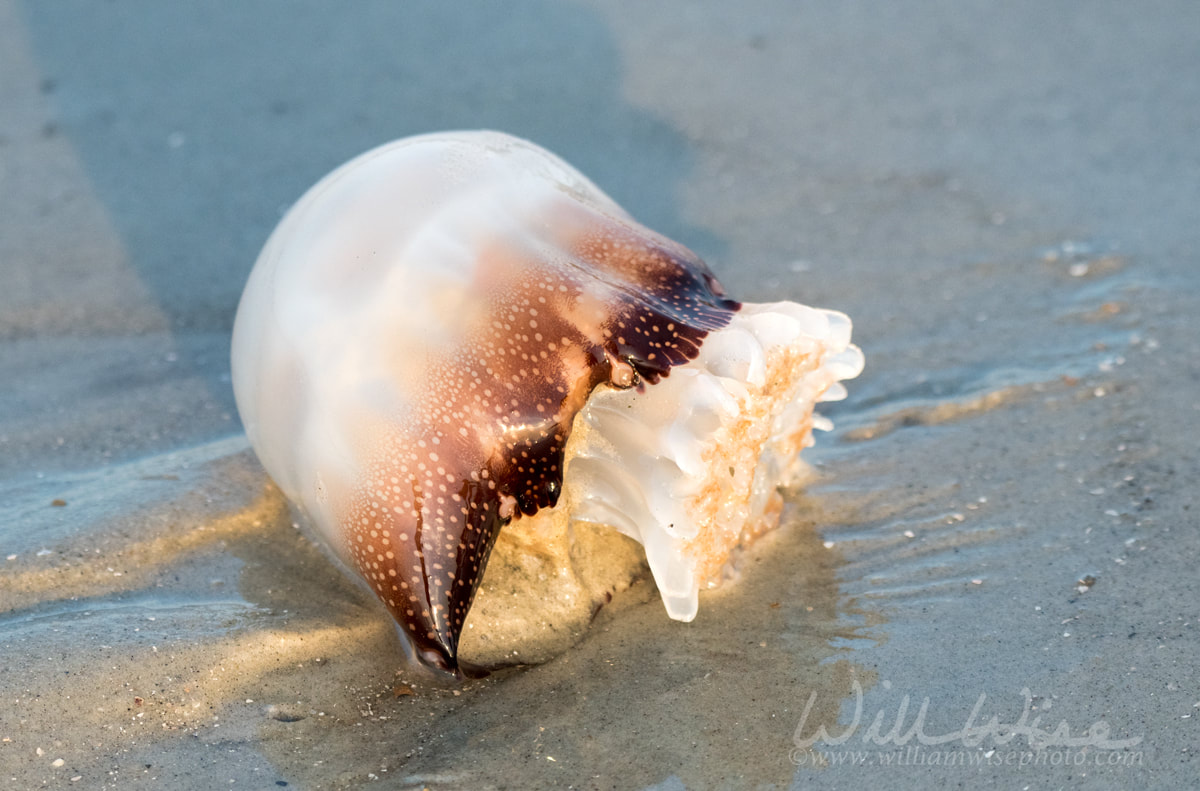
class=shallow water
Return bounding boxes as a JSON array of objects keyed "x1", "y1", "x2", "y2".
[
  {"x1": 1, "y1": 434, "x2": 877, "y2": 788},
  {"x1": 3, "y1": 235, "x2": 1186, "y2": 788},
  {"x1": 4, "y1": 1, "x2": 1199, "y2": 788}
]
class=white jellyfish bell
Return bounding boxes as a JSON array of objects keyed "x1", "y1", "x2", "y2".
[{"x1": 231, "y1": 131, "x2": 863, "y2": 677}]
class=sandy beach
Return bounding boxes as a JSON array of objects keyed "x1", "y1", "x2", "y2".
[{"x1": 2, "y1": 1, "x2": 1198, "y2": 788}]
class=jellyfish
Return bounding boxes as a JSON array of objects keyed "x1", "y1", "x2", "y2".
[{"x1": 231, "y1": 131, "x2": 863, "y2": 676}]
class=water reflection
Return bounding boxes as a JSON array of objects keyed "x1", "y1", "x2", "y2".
[{"x1": 233, "y1": 474, "x2": 881, "y2": 788}]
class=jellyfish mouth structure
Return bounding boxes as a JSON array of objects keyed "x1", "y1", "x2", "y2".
[{"x1": 231, "y1": 131, "x2": 863, "y2": 677}]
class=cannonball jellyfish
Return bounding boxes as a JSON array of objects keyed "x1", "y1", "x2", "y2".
[{"x1": 231, "y1": 131, "x2": 863, "y2": 677}]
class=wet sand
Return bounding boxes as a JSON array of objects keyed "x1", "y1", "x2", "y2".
[{"x1": 2, "y1": 1, "x2": 1198, "y2": 788}]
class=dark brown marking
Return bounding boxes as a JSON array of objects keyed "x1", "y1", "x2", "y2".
[{"x1": 342, "y1": 196, "x2": 740, "y2": 677}]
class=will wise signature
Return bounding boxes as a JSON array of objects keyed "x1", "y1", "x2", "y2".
[{"x1": 794, "y1": 681, "x2": 1143, "y2": 751}]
